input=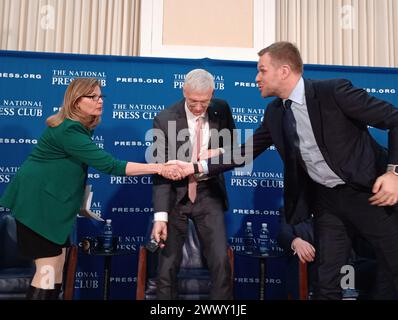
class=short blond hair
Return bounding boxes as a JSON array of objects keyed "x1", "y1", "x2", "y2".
[{"x1": 258, "y1": 41, "x2": 303, "y2": 74}]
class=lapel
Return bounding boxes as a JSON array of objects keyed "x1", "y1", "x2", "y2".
[
  {"x1": 304, "y1": 79, "x2": 324, "y2": 149},
  {"x1": 206, "y1": 101, "x2": 222, "y2": 148},
  {"x1": 207, "y1": 101, "x2": 219, "y2": 129},
  {"x1": 304, "y1": 79, "x2": 337, "y2": 168},
  {"x1": 267, "y1": 98, "x2": 285, "y2": 157},
  {"x1": 174, "y1": 100, "x2": 190, "y2": 149}
]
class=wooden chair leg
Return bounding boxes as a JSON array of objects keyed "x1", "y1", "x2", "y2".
[
  {"x1": 298, "y1": 261, "x2": 308, "y2": 300},
  {"x1": 136, "y1": 246, "x2": 147, "y2": 300},
  {"x1": 63, "y1": 245, "x2": 78, "y2": 300},
  {"x1": 227, "y1": 246, "x2": 234, "y2": 297}
]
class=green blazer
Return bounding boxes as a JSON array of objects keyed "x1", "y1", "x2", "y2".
[{"x1": 0, "y1": 119, "x2": 127, "y2": 244}]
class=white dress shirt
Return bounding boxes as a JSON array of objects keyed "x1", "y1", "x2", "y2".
[
  {"x1": 286, "y1": 77, "x2": 344, "y2": 187},
  {"x1": 154, "y1": 103, "x2": 210, "y2": 222}
]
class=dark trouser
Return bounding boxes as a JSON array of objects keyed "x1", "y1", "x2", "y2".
[
  {"x1": 312, "y1": 183, "x2": 398, "y2": 300},
  {"x1": 26, "y1": 284, "x2": 62, "y2": 300},
  {"x1": 156, "y1": 182, "x2": 232, "y2": 300}
]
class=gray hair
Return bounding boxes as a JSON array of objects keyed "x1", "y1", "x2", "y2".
[{"x1": 184, "y1": 69, "x2": 215, "y2": 92}]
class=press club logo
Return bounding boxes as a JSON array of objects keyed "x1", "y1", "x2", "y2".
[
  {"x1": 91, "y1": 135, "x2": 104, "y2": 149},
  {"x1": 117, "y1": 234, "x2": 145, "y2": 252},
  {"x1": 0, "y1": 166, "x2": 19, "y2": 184},
  {"x1": 0, "y1": 137, "x2": 38, "y2": 145},
  {"x1": 231, "y1": 208, "x2": 280, "y2": 216},
  {"x1": 0, "y1": 72, "x2": 42, "y2": 80},
  {"x1": 111, "y1": 207, "x2": 154, "y2": 215},
  {"x1": 51, "y1": 69, "x2": 107, "y2": 86},
  {"x1": 74, "y1": 271, "x2": 100, "y2": 290},
  {"x1": 231, "y1": 105, "x2": 264, "y2": 124},
  {"x1": 110, "y1": 175, "x2": 152, "y2": 185},
  {"x1": 112, "y1": 102, "x2": 165, "y2": 120},
  {"x1": 234, "y1": 80, "x2": 258, "y2": 88},
  {"x1": 173, "y1": 73, "x2": 225, "y2": 90},
  {"x1": 230, "y1": 170, "x2": 284, "y2": 189},
  {"x1": 115, "y1": 76, "x2": 164, "y2": 85},
  {"x1": 0, "y1": 99, "x2": 44, "y2": 117}
]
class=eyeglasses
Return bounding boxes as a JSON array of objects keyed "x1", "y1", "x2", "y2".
[
  {"x1": 185, "y1": 98, "x2": 211, "y2": 109},
  {"x1": 82, "y1": 95, "x2": 105, "y2": 102}
]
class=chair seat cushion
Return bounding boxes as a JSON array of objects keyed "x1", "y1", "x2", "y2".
[
  {"x1": 0, "y1": 292, "x2": 27, "y2": 300},
  {"x1": 145, "y1": 268, "x2": 211, "y2": 299},
  {"x1": 0, "y1": 267, "x2": 34, "y2": 293}
]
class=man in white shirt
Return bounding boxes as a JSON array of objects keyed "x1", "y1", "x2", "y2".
[
  {"x1": 150, "y1": 69, "x2": 236, "y2": 299},
  {"x1": 181, "y1": 42, "x2": 398, "y2": 299}
]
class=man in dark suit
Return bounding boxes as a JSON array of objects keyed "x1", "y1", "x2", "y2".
[
  {"x1": 277, "y1": 208, "x2": 397, "y2": 299},
  {"x1": 150, "y1": 69, "x2": 235, "y2": 299},
  {"x1": 277, "y1": 209, "x2": 315, "y2": 266},
  {"x1": 182, "y1": 42, "x2": 398, "y2": 299},
  {"x1": 277, "y1": 209, "x2": 316, "y2": 299}
]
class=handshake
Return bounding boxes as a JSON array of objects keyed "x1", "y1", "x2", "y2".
[
  {"x1": 158, "y1": 160, "x2": 197, "y2": 180},
  {"x1": 157, "y1": 148, "x2": 223, "y2": 180}
]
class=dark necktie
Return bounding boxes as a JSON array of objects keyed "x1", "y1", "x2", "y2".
[
  {"x1": 282, "y1": 99, "x2": 300, "y2": 157},
  {"x1": 282, "y1": 99, "x2": 301, "y2": 198}
]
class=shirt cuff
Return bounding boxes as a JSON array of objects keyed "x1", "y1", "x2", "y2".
[
  {"x1": 200, "y1": 160, "x2": 209, "y2": 174},
  {"x1": 154, "y1": 211, "x2": 168, "y2": 222}
]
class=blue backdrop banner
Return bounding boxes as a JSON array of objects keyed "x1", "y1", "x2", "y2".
[{"x1": 0, "y1": 50, "x2": 397, "y2": 299}]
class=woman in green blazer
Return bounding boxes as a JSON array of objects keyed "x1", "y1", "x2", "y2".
[{"x1": 0, "y1": 78, "x2": 182, "y2": 299}]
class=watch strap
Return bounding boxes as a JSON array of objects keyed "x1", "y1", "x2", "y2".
[
  {"x1": 193, "y1": 163, "x2": 199, "y2": 174},
  {"x1": 387, "y1": 164, "x2": 398, "y2": 175}
]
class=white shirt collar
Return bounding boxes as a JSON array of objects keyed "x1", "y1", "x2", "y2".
[{"x1": 285, "y1": 77, "x2": 305, "y2": 106}]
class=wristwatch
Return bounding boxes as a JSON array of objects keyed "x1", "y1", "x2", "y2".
[{"x1": 387, "y1": 164, "x2": 398, "y2": 176}]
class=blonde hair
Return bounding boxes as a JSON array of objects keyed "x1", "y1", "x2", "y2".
[{"x1": 46, "y1": 78, "x2": 101, "y2": 129}]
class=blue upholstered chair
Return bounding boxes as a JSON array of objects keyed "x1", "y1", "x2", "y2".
[
  {"x1": 136, "y1": 219, "x2": 234, "y2": 300},
  {"x1": 0, "y1": 214, "x2": 78, "y2": 300},
  {"x1": 0, "y1": 214, "x2": 35, "y2": 300}
]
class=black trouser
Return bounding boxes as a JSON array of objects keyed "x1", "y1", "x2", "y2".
[
  {"x1": 312, "y1": 183, "x2": 398, "y2": 300},
  {"x1": 156, "y1": 182, "x2": 232, "y2": 300}
]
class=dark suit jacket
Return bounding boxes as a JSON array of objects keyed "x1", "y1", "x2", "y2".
[
  {"x1": 277, "y1": 208, "x2": 379, "y2": 297},
  {"x1": 152, "y1": 98, "x2": 236, "y2": 213},
  {"x1": 208, "y1": 78, "x2": 398, "y2": 224},
  {"x1": 277, "y1": 209, "x2": 314, "y2": 253}
]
